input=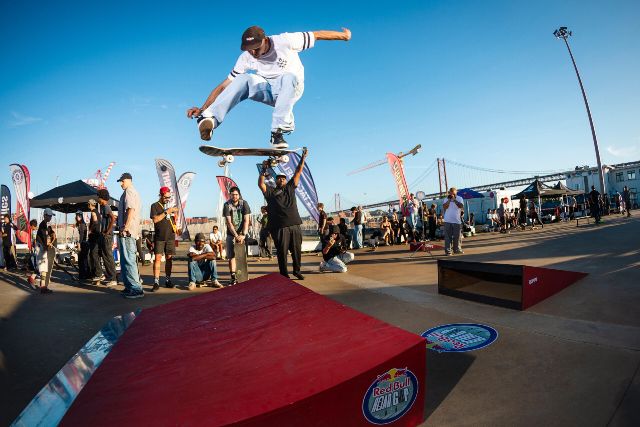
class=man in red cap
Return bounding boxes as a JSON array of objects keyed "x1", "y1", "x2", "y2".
[
  {"x1": 150, "y1": 186, "x2": 178, "y2": 291},
  {"x1": 187, "y1": 25, "x2": 351, "y2": 148}
]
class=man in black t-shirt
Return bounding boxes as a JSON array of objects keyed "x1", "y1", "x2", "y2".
[
  {"x1": 319, "y1": 225, "x2": 354, "y2": 273},
  {"x1": 1, "y1": 214, "x2": 18, "y2": 270},
  {"x1": 150, "y1": 186, "x2": 178, "y2": 290},
  {"x1": 96, "y1": 189, "x2": 117, "y2": 287},
  {"x1": 317, "y1": 203, "x2": 327, "y2": 237},
  {"x1": 258, "y1": 148, "x2": 308, "y2": 279},
  {"x1": 588, "y1": 185, "x2": 601, "y2": 224}
]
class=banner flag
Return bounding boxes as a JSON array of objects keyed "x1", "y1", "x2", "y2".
[
  {"x1": 0, "y1": 185, "x2": 10, "y2": 217},
  {"x1": 177, "y1": 172, "x2": 196, "y2": 213},
  {"x1": 9, "y1": 164, "x2": 31, "y2": 245},
  {"x1": 216, "y1": 176, "x2": 239, "y2": 202},
  {"x1": 386, "y1": 153, "x2": 410, "y2": 213},
  {"x1": 155, "y1": 159, "x2": 189, "y2": 240},
  {"x1": 255, "y1": 164, "x2": 277, "y2": 188},
  {"x1": 276, "y1": 153, "x2": 320, "y2": 223}
]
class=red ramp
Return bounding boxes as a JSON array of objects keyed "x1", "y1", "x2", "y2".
[{"x1": 61, "y1": 273, "x2": 425, "y2": 426}]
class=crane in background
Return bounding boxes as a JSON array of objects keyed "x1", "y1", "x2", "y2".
[
  {"x1": 347, "y1": 144, "x2": 422, "y2": 176},
  {"x1": 84, "y1": 162, "x2": 116, "y2": 189}
]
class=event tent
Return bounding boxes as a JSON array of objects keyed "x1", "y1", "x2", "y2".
[
  {"x1": 31, "y1": 180, "x2": 119, "y2": 213},
  {"x1": 552, "y1": 181, "x2": 584, "y2": 196},
  {"x1": 511, "y1": 179, "x2": 567, "y2": 200}
]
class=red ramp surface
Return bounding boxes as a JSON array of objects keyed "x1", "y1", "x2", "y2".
[{"x1": 60, "y1": 273, "x2": 426, "y2": 426}]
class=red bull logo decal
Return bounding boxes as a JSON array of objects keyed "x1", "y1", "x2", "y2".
[
  {"x1": 421, "y1": 323, "x2": 498, "y2": 353},
  {"x1": 362, "y1": 367, "x2": 418, "y2": 424}
]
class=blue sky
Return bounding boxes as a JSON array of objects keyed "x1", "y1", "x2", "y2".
[{"x1": 1, "y1": 0, "x2": 639, "y2": 217}]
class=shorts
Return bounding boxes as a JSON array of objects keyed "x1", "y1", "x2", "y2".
[
  {"x1": 226, "y1": 235, "x2": 236, "y2": 259},
  {"x1": 154, "y1": 240, "x2": 176, "y2": 256}
]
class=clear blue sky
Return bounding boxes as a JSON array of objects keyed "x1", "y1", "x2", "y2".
[{"x1": 1, "y1": 0, "x2": 639, "y2": 218}]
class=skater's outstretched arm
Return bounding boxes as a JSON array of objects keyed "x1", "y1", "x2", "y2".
[
  {"x1": 292, "y1": 148, "x2": 308, "y2": 187},
  {"x1": 186, "y1": 78, "x2": 232, "y2": 118},
  {"x1": 312, "y1": 28, "x2": 351, "y2": 41}
]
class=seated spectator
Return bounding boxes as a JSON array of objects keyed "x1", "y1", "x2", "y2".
[
  {"x1": 188, "y1": 232, "x2": 222, "y2": 290},
  {"x1": 319, "y1": 225, "x2": 354, "y2": 273},
  {"x1": 209, "y1": 225, "x2": 224, "y2": 259}
]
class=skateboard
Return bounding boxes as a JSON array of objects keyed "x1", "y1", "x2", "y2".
[
  {"x1": 233, "y1": 242, "x2": 249, "y2": 283},
  {"x1": 199, "y1": 145, "x2": 303, "y2": 168}
]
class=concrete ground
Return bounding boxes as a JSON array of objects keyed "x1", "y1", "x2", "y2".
[{"x1": 1, "y1": 214, "x2": 639, "y2": 426}]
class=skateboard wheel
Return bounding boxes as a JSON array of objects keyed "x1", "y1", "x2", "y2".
[
  {"x1": 280, "y1": 154, "x2": 289, "y2": 163},
  {"x1": 225, "y1": 154, "x2": 234, "y2": 163},
  {"x1": 218, "y1": 160, "x2": 226, "y2": 168}
]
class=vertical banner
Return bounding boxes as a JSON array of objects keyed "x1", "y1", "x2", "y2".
[
  {"x1": 155, "y1": 159, "x2": 189, "y2": 240},
  {"x1": 216, "y1": 176, "x2": 239, "y2": 202},
  {"x1": 9, "y1": 164, "x2": 31, "y2": 245},
  {"x1": 0, "y1": 185, "x2": 10, "y2": 217},
  {"x1": 276, "y1": 153, "x2": 320, "y2": 223},
  {"x1": 386, "y1": 153, "x2": 410, "y2": 212},
  {"x1": 177, "y1": 172, "x2": 196, "y2": 213}
]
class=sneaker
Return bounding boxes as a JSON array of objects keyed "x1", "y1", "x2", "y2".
[
  {"x1": 152, "y1": 281, "x2": 160, "y2": 292},
  {"x1": 228, "y1": 276, "x2": 238, "y2": 286},
  {"x1": 105, "y1": 280, "x2": 118, "y2": 289},
  {"x1": 445, "y1": 252, "x2": 452, "y2": 256},
  {"x1": 122, "y1": 290, "x2": 144, "y2": 299},
  {"x1": 187, "y1": 282, "x2": 196, "y2": 291},
  {"x1": 292, "y1": 272, "x2": 305, "y2": 280},
  {"x1": 454, "y1": 250, "x2": 464, "y2": 254},
  {"x1": 197, "y1": 116, "x2": 215, "y2": 141},
  {"x1": 210, "y1": 279, "x2": 224, "y2": 288},
  {"x1": 270, "y1": 129, "x2": 289, "y2": 149},
  {"x1": 40, "y1": 287, "x2": 53, "y2": 294},
  {"x1": 196, "y1": 281, "x2": 204, "y2": 288},
  {"x1": 92, "y1": 275, "x2": 105, "y2": 283},
  {"x1": 165, "y1": 278, "x2": 174, "y2": 288},
  {"x1": 319, "y1": 261, "x2": 329, "y2": 273}
]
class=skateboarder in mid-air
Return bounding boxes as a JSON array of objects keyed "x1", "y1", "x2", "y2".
[{"x1": 186, "y1": 25, "x2": 351, "y2": 149}]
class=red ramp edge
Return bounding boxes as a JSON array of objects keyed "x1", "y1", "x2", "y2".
[
  {"x1": 60, "y1": 273, "x2": 426, "y2": 426},
  {"x1": 522, "y1": 266, "x2": 588, "y2": 310}
]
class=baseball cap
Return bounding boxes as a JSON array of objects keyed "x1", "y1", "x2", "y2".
[
  {"x1": 88, "y1": 199, "x2": 97, "y2": 206},
  {"x1": 195, "y1": 232, "x2": 206, "y2": 242},
  {"x1": 43, "y1": 208, "x2": 54, "y2": 216},
  {"x1": 160, "y1": 186, "x2": 171, "y2": 195},
  {"x1": 241, "y1": 26, "x2": 265, "y2": 51},
  {"x1": 275, "y1": 173, "x2": 287, "y2": 179},
  {"x1": 117, "y1": 172, "x2": 132, "y2": 182}
]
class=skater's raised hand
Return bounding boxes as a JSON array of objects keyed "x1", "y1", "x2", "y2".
[
  {"x1": 342, "y1": 28, "x2": 351, "y2": 41},
  {"x1": 186, "y1": 107, "x2": 201, "y2": 118}
]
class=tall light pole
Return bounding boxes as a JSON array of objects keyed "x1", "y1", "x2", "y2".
[{"x1": 553, "y1": 27, "x2": 606, "y2": 196}]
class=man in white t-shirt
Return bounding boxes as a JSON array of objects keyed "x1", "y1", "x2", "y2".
[
  {"x1": 188, "y1": 233, "x2": 222, "y2": 290},
  {"x1": 442, "y1": 187, "x2": 464, "y2": 255},
  {"x1": 187, "y1": 25, "x2": 351, "y2": 148}
]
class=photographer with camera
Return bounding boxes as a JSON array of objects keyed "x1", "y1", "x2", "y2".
[
  {"x1": 319, "y1": 225, "x2": 354, "y2": 273},
  {"x1": 442, "y1": 187, "x2": 465, "y2": 255}
]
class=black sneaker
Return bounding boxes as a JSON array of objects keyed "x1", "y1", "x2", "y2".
[
  {"x1": 165, "y1": 278, "x2": 174, "y2": 288},
  {"x1": 292, "y1": 272, "x2": 305, "y2": 280},
  {"x1": 197, "y1": 116, "x2": 214, "y2": 141},
  {"x1": 270, "y1": 129, "x2": 289, "y2": 149},
  {"x1": 228, "y1": 275, "x2": 238, "y2": 286},
  {"x1": 123, "y1": 289, "x2": 144, "y2": 299},
  {"x1": 152, "y1": 281, "x2": 160, "y2": 292}
]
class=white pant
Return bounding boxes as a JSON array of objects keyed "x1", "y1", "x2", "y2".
[
  {"x1": 320, "y1": 252, "x2": 354, "y2": 273},
  {"x1": 202, "y1": 73, "x2": 304, "y2": 132}
]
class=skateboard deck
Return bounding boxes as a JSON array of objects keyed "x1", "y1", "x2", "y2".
[
  {"x1": 199, "y1": 145, "x2": 304, "y2": 167},
  {"x1": 234, "y1": 242, "x2": 249, "y2": 283}
]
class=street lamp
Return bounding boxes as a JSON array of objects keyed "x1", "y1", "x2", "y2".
[{"x1": 553, "y1": 27, "x2": 606, "y2": 196}]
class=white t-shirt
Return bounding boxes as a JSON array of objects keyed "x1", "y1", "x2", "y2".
[
  {"x1": 228, "y1": 32, "x2": 315, "y2": 82},
  {"x1": 209, "y1": 231, "x2": 222, "y2": 243},
  {"x1": 189, "y1": 243, "x2": 214, "y2": 256},
  {"x1": 443, "y1": 195, "x2": 464, "y2": 224}
]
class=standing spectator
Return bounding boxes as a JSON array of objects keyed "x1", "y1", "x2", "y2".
[
  {"x1": 568, "y1": 195, "x2": 577, "y2": 220},
  {"x1": 74, "y1": 211, "x2": 91, "y2": 281},
  {"x1": 258, "y1": 148, "x2": 308, "y2": 280},
  {"x1": 1, "y1": 214, "x2": 18, "y2": 270},
  {"x1": 319, "y1": 225, "x2": 355, "y2": 273},
  {"x1": 222, "y1": 186, "x2": 251, "y2": 285},
  {"x1": 317, "y1": 203, "x2": 328, "y2": 237},
  {"x1": 209, "y1": 225, "x2": 224, "y2": 259},
  {"x1": 187, "y1": 232, "x2": 222, "y2": 289},
  {"x1": 27, "y1": 219, "x2": 40, "y2": 286},
  {"x1": 442, "y1": 187, "x2": 464, "y2": 255},
  {"x1": 150, "y1": 186, "x2": 178, "y2": 291},
  {"x1": 116, "y1": 173, "x2": 144, "y2": 298},
  {"x1": 350, "y1": 206, "x2": 363, "y2": 249},
  {"x1": 588, "y1": 185, "x2": 601, "y2": 224},
  {"x1": 427, "y1": 204, "x2": 437, "y2": 240},
  {"x1": 497, "y1": 198, "x2": 508, "y2": 234},
  {"x1": 96, "y1": 189, "x2": 117, "y2": 288},
  {"x1": 528, "y1": 200, "x2": 543, "y2": 229},
  {"x1": 35, "y1": 208, "x2": 55, "y2": 294},
  {"x1": 258, "y1": 206, "x2": 272, "y2": 260},
  {"x1": 622, "y1": 186, "x2": 632, "y2": 218},
  {"x1": 87, "y1": 199, "x2": 101, "y2": 279},
  {"x1": 518, "y1": 196, "x2": 528, "y2": 230}
]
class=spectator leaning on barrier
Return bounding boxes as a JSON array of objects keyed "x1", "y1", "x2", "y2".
[
  {"x1": 442, "y1": 187, "x2": 464, "y2": 255},
  {"x1": 187, "y1": 232, "x2": 222, "y2": 290}
]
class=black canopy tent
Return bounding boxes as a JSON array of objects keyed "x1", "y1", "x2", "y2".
[
  {"x1": 511, "y1": 180, "x2": 567, "y2": 200},
  {"x1": 552, "y1": 181, "x2": 584, "y2": 196},
  {"x1": 31, "y1": 180, "x2": 119, "y2": 213}
]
